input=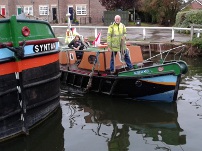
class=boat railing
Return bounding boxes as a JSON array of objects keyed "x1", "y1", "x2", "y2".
[{"x1": 144, "y1": 45, "x2": 185, "y2": 64}]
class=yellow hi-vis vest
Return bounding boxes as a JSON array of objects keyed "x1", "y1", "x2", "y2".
[{"x1": 107, "y1": 22, "x2": 127, "y2": 52}]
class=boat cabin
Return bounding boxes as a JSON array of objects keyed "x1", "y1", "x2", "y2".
[{"x1": 59, "y1": 45, "x2": 144, "y2": 72}]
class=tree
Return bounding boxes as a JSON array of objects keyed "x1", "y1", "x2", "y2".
[
  {"x1": 140, "y1": 0, "x2": 184, "y2": 25},
  {"x1": 99, "y1": 0, "x2": 140, "y2": 11}
]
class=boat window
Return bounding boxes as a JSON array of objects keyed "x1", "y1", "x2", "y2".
[{"x1": 88, "y1": 55, "x2": 96, "y2": 64}]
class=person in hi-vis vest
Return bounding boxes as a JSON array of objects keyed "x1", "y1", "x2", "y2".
[{"x1": 107, "y1": 15, "x2": 133, "y2": 74}]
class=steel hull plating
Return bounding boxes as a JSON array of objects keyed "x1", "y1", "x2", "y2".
[
  {"x1": 0, "y1": 16, "x2": 60, "y2": 141},
  {"x1": 61, "y1": 71, "x2": 181, "y2": 102},
  {"x1": 0, "y1": 55, "x2": 60, "y2": 141}
]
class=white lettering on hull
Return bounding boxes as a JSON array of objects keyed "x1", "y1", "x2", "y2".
[{"x1": 33, "y1": 43, "x2": 56, "y2": 53}]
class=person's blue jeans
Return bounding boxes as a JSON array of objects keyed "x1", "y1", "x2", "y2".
[{"x1": 110, "y1": 50, "x2": 133, "y2": 72}]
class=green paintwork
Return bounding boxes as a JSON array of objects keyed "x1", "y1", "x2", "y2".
[
  {"x1": 0, "y1": 15, "x2": 55, "y2": 43},
  {"x1": 85, "y1": 47, "x2": 107, "y2": 52},
  {"x1": 174, "y1": 60, "x2": 188, "y2": 74},
  {"x1": 61, "y1": 47, "x2": 106, "y2": 52},
  {"x1": 10, "y1": 15, "x2": 19, "y2": 47},
  {"x1": 118, "y1": 62, "x2": 184, "y2": 77}
]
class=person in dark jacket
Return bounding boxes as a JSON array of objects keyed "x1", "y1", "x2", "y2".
[{"x1": 68, "y1": 35, "x2": 84, "y2": 59}]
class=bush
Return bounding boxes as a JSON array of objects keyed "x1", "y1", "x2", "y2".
[
  {"x1": 175, "y1": 10, "x2": 202, "y2": 28},
  {"x1": 185, "y1": 37, "x2": 202, "y2": 57},
  {"x1": 73, "y1": 19, "x2": 79, "y2": 24},
  {"x1": 190, "y1": 37, "x2": 202, "y2": 50}
]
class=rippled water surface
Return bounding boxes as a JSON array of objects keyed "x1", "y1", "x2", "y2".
[{"x1": 1, "y1": 57, "x2": 202, "y2": 151}]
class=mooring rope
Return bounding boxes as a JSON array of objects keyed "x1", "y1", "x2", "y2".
[
  {"x1": 120, "y1": 38, "x2": 127, "y2": 69},
  {"x1": 84, "y1": 51, "x2": 100, "y2": 92}
]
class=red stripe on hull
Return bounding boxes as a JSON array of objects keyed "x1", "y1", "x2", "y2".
[
  {"x1": 23, "y1": 38, "x2": 58, "y2": 45},
  {"x1": 0, "y1": 38, "x2": 58, "y2": 48},
  {"x1": 0, "y1": 53, "x2": 59, "y2": 75},
  {"x1": 0, "y1": 62, "x2": 17, "y2": 75}
]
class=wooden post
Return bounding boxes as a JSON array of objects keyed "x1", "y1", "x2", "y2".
[
  {"x1": 143, "y1": 28, "x2": 146, "y2": 40},
  {"x1": 191, "y1": 24, "x2": 194, "y2": 41},
  {"x1": 171, "y1": 28, "x2": 174, "y2": 41},
  {"x1": 95, "y1": 27, "x2": 98, "y2": 38}
]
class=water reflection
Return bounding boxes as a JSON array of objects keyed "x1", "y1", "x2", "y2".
[
  {"x1": 176, "y1": 58, "x2": 202, "y2": 134},
  {"x1": 183, "y1": 57, "x2": 202, "y2": 76},
  {"x1": 61, "y1": 90, "x2": 186, "y2": 150},
  {"x1": 179, "y1": 57, "x2": 202, "y2": 104},
  {"x1": 0, "y1": 107, "x2": 64, "y2": 151}
]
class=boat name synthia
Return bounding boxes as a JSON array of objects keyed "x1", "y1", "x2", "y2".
[{"x1": 33, "y1": 43, "x2": 56, "y2": 53}]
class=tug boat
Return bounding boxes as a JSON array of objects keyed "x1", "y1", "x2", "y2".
[
  {"x1": 0, "y1": 15, "x2": 60, "y2": 141},
  {"x1": 60, "y1": 44, "x2": 188, "y2": 103}
]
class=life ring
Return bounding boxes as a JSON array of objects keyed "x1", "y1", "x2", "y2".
[{"x1": 22, "y1": 26, "x2": 30, "y2": 37}]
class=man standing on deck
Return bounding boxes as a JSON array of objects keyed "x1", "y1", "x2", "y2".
[{"x1": 107, "y1": 15, "x2": 133, "y2": 74}]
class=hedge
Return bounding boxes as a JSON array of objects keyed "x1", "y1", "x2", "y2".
[{"x1": 175, "y1": 10, "x2": 202, "y2": 28}]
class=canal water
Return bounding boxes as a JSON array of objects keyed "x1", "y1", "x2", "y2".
[{"x1": 0, "y1": 56, "x2": 202, "y2": 151}]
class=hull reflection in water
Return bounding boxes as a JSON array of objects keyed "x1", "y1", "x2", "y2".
[
  {"x1": 0, "y1": 107, "x2": 64, "y2": 151},
  {"x1": 61, "y1": 90, "x2": 186, "y2": 150}
]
